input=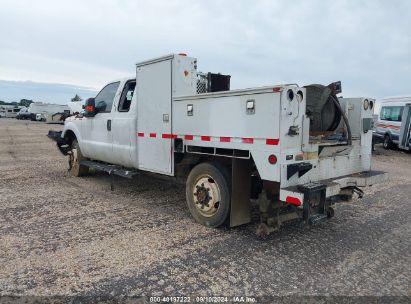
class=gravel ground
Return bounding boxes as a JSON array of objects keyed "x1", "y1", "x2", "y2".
[{"x1": 0, "y1": 118, "x2": 410, "y2": 301}]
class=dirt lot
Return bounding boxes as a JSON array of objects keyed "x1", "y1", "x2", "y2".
[{"x1": 0, "y1": 118, "x2": 410, "y2": 300}]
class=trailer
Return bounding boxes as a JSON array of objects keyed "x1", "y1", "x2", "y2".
[{"x1": 49, "y1": 53, "x2": 386, "y2": 233}]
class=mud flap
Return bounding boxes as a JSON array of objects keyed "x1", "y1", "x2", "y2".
[{"x1": 230, "y1": 158, "x2": 252, "y2": 227}]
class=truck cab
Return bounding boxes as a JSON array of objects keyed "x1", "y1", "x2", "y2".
[{"x1": 70, "y1": 78, "x2": 137, "y2": 167}]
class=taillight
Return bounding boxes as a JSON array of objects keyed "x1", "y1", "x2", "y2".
[
  {"x1": 268, "y1": 154, "x2": 277, "y2": 164},
  {"x1": 285, "y1": 196, "x2": 302, "y2": 206}
]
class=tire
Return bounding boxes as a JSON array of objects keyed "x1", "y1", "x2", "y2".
[
  {"x1": 69, "y1": 139, "x2": 89, "y2": 177},
  {"x1": 383, "y1": 135, "x2": 393, "y2": 150},
  {"x1": 186, "y1": 162, "x2": 231, "y2": 228}
]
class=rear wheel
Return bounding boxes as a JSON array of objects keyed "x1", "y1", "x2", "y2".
[
  {"x1": 383, "y1": 135, "x2": 393, "y2": 150},
  {"x1": 69, "y1": 139, "x2": 89, "y2": 177},
  {"x1": 186, "y1": 162, "x2": 231, "y2": 228}
]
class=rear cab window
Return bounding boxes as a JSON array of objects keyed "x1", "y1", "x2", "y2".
[{"x1": 118, "y1": 80, "x2": 136, "y2": 112}]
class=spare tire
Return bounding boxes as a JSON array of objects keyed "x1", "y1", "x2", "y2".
[{"x1": 304, "y1": 84, "x2": 342, "y2": 132}]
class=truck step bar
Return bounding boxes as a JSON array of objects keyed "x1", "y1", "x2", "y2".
[{"x1": 79, "y1": 160, "x2": 138, "y2": 179}]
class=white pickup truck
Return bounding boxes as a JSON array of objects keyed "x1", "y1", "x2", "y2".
[{"x1": 49, "y1": 53, "x2": 386, "y2": 233}]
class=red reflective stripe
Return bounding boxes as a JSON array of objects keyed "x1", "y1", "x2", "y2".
[
  {"x1": 286, "y1": 196, "x2": 302, "y2": 206},
  {"x1": 162, "y1": 134, "x2": 177, "y2": 139},
  {"x1": 376, "y1": 124, "x2": 400, "y2": 130},
  {"x1": 266, "y1": 138, "x2": 280, "y2": 145},
  {"x1": 137, "y1": 134, "x2": 283, "y2": 146},
  {"x1": 272, "y1": 87, "x2": 282, "y2": 93},
  {"x1": 242, "y1": 138, "x2": 254, "y2": 144}
]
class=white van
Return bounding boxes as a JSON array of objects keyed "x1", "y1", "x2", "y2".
[{"x1": 374, "y1": 96, "x2": 411, "y2": 149}]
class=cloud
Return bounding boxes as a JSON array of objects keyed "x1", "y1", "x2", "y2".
[
  {"x1": 0, "y1": 0, "x2": 410, "y2": 101},
  {"x1": 0, "y1": 80, "x2": 97, "y2": 104}
]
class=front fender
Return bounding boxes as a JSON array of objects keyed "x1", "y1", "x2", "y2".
[{"x1": 62, "y1": 118, "x2": 82, "y2": 143}]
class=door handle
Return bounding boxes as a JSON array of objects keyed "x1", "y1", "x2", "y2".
[{"x1": 107, "y1": 119, "x2": 111, "y2": 131}]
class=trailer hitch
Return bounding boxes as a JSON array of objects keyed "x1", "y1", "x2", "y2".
[{"x1": 352, "y1": 186, "x2": 364, "y2": 198}]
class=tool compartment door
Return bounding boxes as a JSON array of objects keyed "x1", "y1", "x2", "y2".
[{"x1": 136, "y1": 58, "x2": 173, "y2": 175}]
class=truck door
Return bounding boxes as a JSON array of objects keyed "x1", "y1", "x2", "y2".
[
  {"x1": 399, "y1": 104, "x2": 411, "y2": 149},
  {"x1": 81, "y1": 81, "x2": 120, "y2": 163},
  {"x1": 111, "y1": 80, "x2": 136, "y2": 167},
  {"x1": 136, "y1": 58, "x2": 173, "y2": 175}
]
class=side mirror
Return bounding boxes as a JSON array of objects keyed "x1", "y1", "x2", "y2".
[{"x1": 84, "y1": 98, "x2": 96, "y2": 117}]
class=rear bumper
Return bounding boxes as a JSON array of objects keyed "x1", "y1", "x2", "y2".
[{"x1": 280, "y1": 170, "x2": 388, "y2": 205}]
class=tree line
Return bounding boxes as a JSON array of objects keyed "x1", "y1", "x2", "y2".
[
  {"x1": 0, "y1": 94, "x2": 83, "y2": 108},
  {"x1": 0, "y1": 99, "x2": 33, "y2": 107}
]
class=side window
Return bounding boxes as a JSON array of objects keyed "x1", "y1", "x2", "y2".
[
  {"x1": 380, "y1": 106, "x2": 403, "y2": 122},
  {"x1": 118, "y1": 81, "x2": 136, "y2": 112},
  {"x1": 380, "y1": 107, "x2": 388, "y2": 120},
  {"x1": 94, "y1": 81, "x2": 120, "y2": 113}
]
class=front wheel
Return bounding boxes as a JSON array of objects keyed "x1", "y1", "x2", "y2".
[
  {"x1": 383, "y1": 135, "x2": 393, "y2": 150},
  {"x1": 186, "y1": 162, "x2": 231, "y2": 228},
  {"x1": 69, "y1": 139, "x2": 89, "y2": 177}
]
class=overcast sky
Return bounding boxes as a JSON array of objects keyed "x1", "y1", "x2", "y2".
[{"x1": 0, "y1": 0, "x2": 410, "y2": 103}]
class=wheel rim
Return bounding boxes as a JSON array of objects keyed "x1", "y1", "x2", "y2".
[
  {"x1": 192, "y1": 175, "x2": 221, "y2": 217},
  {"x1": 70, "y1": 148, "x2": 79, "y2": 170},
  {"x1": 384, "y1": 137, "x2": 389, "y2": 148}
]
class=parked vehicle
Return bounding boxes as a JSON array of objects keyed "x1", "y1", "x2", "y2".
[
  {"x1": 398, "y1": 103, "x2": 411, "y2": 151},
  {"x1": 16, "y1": 107, "x2": 35, "y2": 120},
  {"x1": 49, "y1": 54, "x2": 386, "y2": 233},
  {"x1": 0, "y1": 106, "x2": 22, "y2": 118},
  {"x1": 35, "y1": 113, "x2": 46, "y2": 122},
  {"x1": 28, "y1": 102, "x2": 70, "y2": 121},
  {"x1": 373, "y1": 96, "x2": 411, "y2": 150}
]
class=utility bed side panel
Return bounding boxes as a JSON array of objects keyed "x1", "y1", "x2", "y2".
[
  {"x1": 173, "y1": 91, "x2": 281, "y2": 141},
  {"x1": 173, "y1": 90, "x2": 285, "y2": 181},
  {"x1": 136, "y1": 58, "x2": 174, "y2": 175}
]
